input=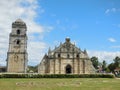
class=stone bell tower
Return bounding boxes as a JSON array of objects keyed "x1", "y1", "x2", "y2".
[{"x1": 7, "y1": 19, "x2": 28, "y2": 73}]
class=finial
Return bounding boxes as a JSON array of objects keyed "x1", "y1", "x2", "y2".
[
  {"x1": 60, "y1": 42, "x2": 62, "y2": 45},
  {"x1": 65, "y1": 37, "x2": 70, "y2": 42},
  {"x1": 48, "y1": 47, "x2": 51, "y2": 52},
  {"x1": 84, "y1": 49, "x2": 87, "y2": 55}
]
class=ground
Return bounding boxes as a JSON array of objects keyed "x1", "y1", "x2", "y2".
[{"x1": 0, "y1": 78, "x2": 120, "y2": 90}]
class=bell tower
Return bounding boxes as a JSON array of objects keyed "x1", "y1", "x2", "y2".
[{"x1": 7, "y1": 19, "x2": 28, "y2": 73}]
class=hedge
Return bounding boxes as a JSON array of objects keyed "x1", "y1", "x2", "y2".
[{"x1": 0, "y1": 73, "x2": 115, "y2": 78}]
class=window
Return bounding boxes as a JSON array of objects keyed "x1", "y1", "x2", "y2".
[
  {"x1": 67, "y1": 54, "x2": 70, "y2": 58},
  {"x1": 17, "y1": 29, "x2": 20, "y2": 34},
  {"x1": 77, "y1": 54, "x2": 79, "y2": 58},
  {"x1": 16, "y1": 40, "x2": 20, "y2": 45},
  {"x1": 58, "y1": 53, "x2": 61, "y2": 58}
]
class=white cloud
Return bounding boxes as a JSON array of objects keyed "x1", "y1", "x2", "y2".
[
  {"x1": 105, "y1": 9, "x2": 110, "y2": 14},
  {"x1": 111, "y1": 8, "x2": 117, "y2": 12},
  {"x1": 108, "y1": 38, "x2": 116, "y2": 42},
  {"x1": 28, "y1": 42, "x2": 48, "y2": 65},
  {"x1": 112, "y1": 24, "x2": 120, "y2": 28},
  {"x1": 0, "y1": 0, "x2": 52, "y2": 66},
  {"x1": 110, "y1": 46, "x2": 120, "y2": 49},
  {"x1": 88, "y1": 50, "x2": 120, "y2": 64},
  {"x1": 105, "y1": 8, "x2": 119, "y2": 14}
]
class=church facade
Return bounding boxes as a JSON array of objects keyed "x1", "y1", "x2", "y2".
[
  {"x1": 38, "y1": 38, "x2": 95, "y2": 74},
  {"x1": 6, "y1": 19, "x2": 28, "y2": 73}
]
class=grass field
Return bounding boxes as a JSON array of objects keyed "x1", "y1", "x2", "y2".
[{"x1": 0, "y1": 78, "x2": 120, "y2": 90}]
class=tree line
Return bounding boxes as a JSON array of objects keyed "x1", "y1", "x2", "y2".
[{"x1": 90, "y1": 56, "x2": 120, "y2": 73}]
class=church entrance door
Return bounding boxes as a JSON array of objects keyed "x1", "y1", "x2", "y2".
[{"x1": 66, "y1": 64, "x2": 72, "y2": 74}]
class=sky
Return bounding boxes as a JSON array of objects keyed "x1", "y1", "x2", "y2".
[{"x1": 0, "y1": 0, "x2": 120, "y2": 66}]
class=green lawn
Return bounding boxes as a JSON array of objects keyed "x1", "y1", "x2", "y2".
[{"x1": 0, "y1": 78, "x2": 120, "y2": 90}]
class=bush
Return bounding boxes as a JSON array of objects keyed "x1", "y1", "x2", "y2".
[
  {"x1": 0, "y1": 73, "x2": 115, "y2": 78},
  {"x1": 0, "y1": 74, "x2": 2, "y2": 78}
]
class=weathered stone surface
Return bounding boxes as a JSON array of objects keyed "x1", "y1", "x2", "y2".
[
  {"x1": 38, "y1": 38, "x2": 96, "y2": 74},
  {"x1": 7, "y1": 19, "x2": 28, "y2": 73}
]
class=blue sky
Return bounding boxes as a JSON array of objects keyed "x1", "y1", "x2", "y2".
[
  {"x1": 37, "y1": 0, "x2": 120, "y2": 51},
  {"x1": 0, "y1": 0, "x2": 120, "y2": 66}
]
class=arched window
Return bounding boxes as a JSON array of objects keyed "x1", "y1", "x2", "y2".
[
  {"x1": 76, "y1": 54, "x2": 79, "y2": 58},
  {"x1": 58, "y1": 53, "x2": 61, "y2": 58},
  {"x1": 67, "y1": 54, "x2": 70, "y2": 58},
  {"x1": 17, "y1": 29, "x2": 20, "y2": 34},
  {"x1": 16, "y1": 40, "x2": 20, "y2": 45}
]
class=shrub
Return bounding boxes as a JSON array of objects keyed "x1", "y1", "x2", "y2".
[{"x1": 0, "y1": 73, "x2": 115, "y2": 78}]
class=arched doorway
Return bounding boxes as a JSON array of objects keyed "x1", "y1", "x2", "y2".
[{"x1": 65, "y1": 64, "x2": 72, "y2": 74}]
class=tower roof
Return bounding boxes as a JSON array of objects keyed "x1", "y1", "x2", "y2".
[
  {"x1": 12, "y1": 19, "x2": 26, "y2": 26},
  {"x1": 15, "y1": 19, "x2": 25, "y2": 23},
  {"x1": 15, "y1": 18, "x2": 23, "y2": 22}
]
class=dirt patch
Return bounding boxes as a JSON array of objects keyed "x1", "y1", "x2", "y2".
[{"x1": 16, "y1": 82, "x2": 48, "y2": 87}]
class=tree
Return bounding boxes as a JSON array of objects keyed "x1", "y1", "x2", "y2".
[
  {"x1": 107, "y1": 56, "x2": 120, "y2": 73},
  {"x1": 102, "y1": 60, "x2": 107, "y2": 71},
  {"x1": 114, "y1": 56, "x2": 120, "y2": 68},
  {"x1": 108, "y1": 63, "x2": 115, "y2": 72},
  {"x1": 91, "y1": 56, "x2": 99, "y2": 69},
  {"x1": 27, "y1": 65, "x2": 38, "y2": 73}
]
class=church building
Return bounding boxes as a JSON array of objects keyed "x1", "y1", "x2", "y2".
[
  {"x1": 6, "y1": 19, "x2": 28, "y2": 73},
  {"x1": 38, "y1": 38, "x2": 95, "y2": 74}
]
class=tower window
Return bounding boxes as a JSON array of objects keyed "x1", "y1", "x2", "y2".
[
  {"x1": 58, "y1": 53, "x2": 61, "y2": 58},
  {"x1": 17, "y1": 29, "x2": 20, "y2": 34},
  {"x1": 16, "y1": 40, "x2": 20, "y2": 45},
  {"x1": 67, "y1": 54, "x2": 70, "y2": 58}
]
